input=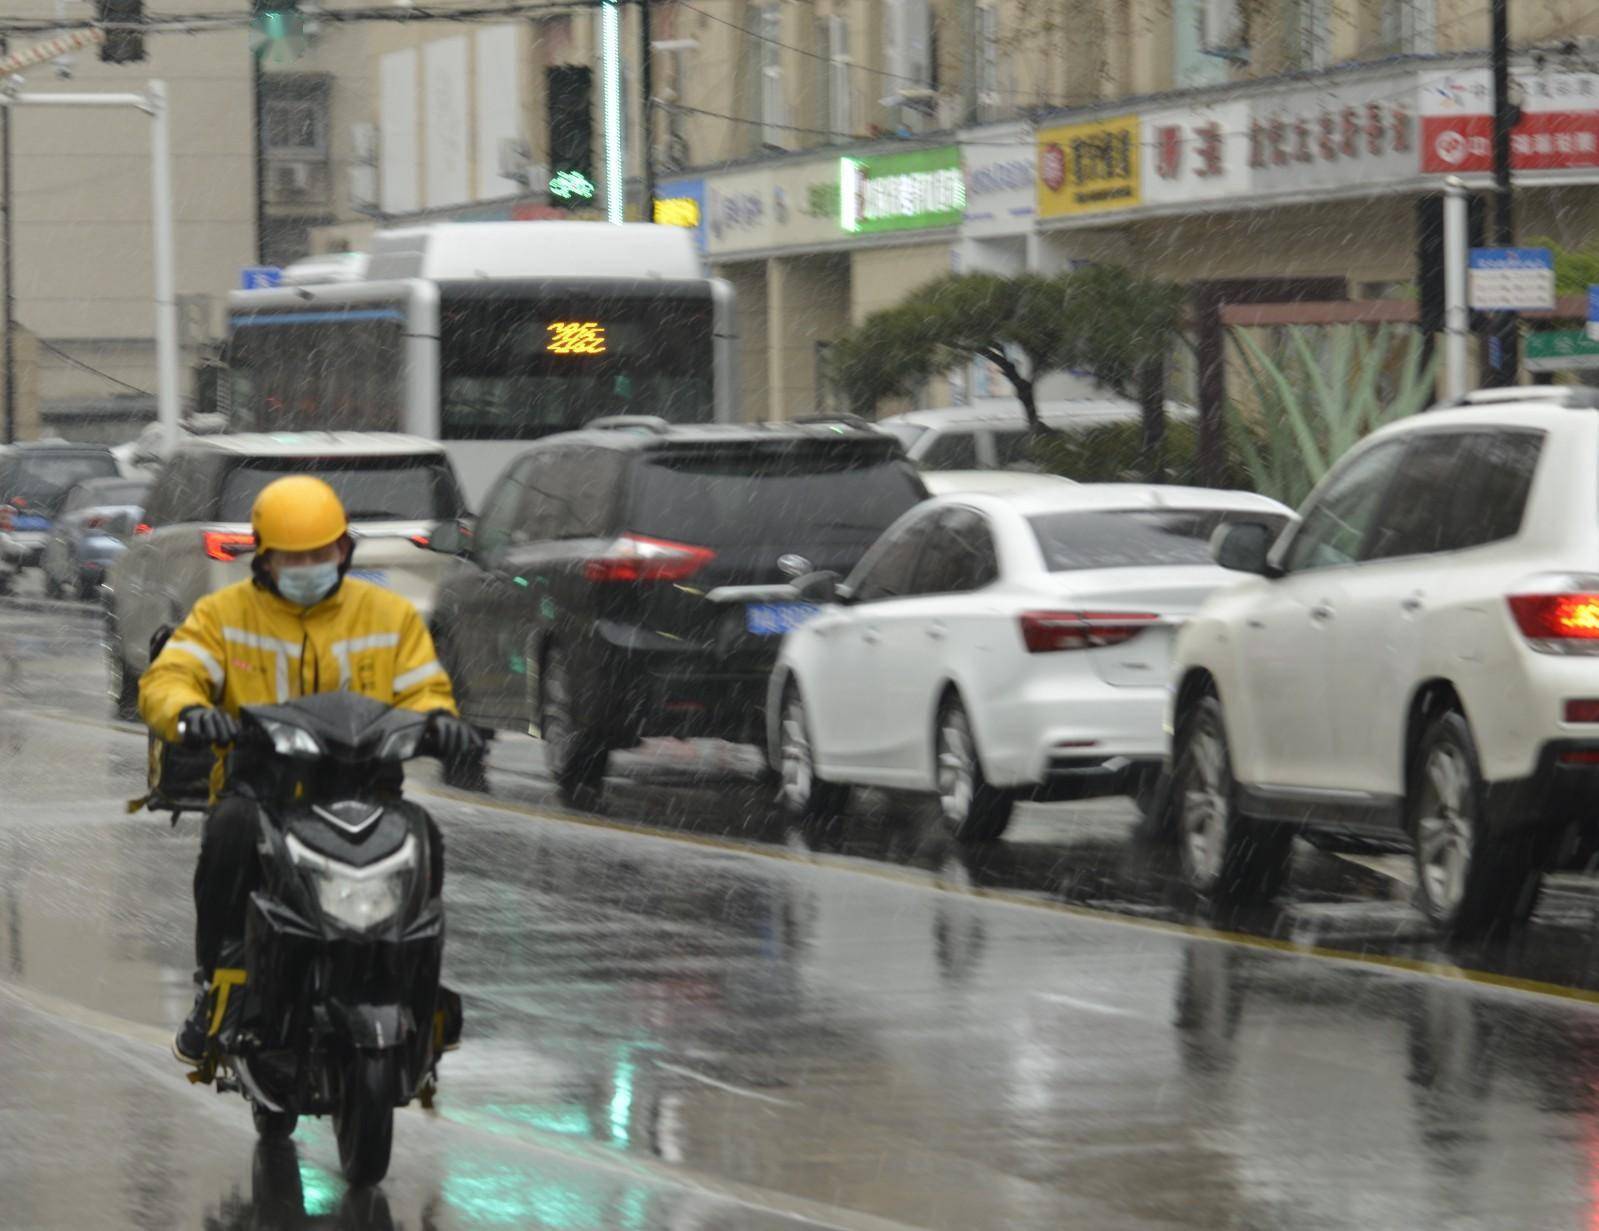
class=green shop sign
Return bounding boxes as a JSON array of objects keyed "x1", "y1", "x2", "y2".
[
  {"x1": 1526, "y1": 329, "x2": 1599, "y2": 372},
  {"x1": 840, "y1": 147, "x2": 964, "y2": 235}
]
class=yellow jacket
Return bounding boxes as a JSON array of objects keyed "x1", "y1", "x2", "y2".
[{"x1": 140, "y1": 577, "x2": 458, "y2": 794}]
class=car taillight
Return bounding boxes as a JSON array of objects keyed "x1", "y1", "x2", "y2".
[
  {"x1": 203, "y1": 530, "x2": 255, "y2": 562},
  {"x1": 1019, "y1": 610, "x2": 1159, "y2": 653},
  {"x1": 85, "y1": 515, "x2": 106, "y2": 530},
  {"x1": 584, "y1": 533, "x2": 716, "y2": 584},
  {"x1": 133, "y1": 522, "x2": 152, "y2": 538},
  {"x1": 1508, "y1": 593, "x2": 1599, "y2": 651},
  {"x1": 409, "y1": 533, "x2": 430, "y2": 549}
]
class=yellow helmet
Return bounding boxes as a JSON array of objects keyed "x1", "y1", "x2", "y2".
[{"x1": 251, "y1": 476, "x2": 348, "y2": 553}]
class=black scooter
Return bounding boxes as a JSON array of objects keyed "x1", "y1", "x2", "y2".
[{"x1": 183, "y1": 692, "x2": 461, "y2": 1187}]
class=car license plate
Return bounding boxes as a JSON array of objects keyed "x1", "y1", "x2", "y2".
[
  {"x1": 746, "y1": 602, "x2": 818, "y2": 636},
  {"x1": 13, "y1": 514, "x2": 48, "y2": 532},
  {"x1": 349, "y1": 568, "x2": 390, "y2": 588}
]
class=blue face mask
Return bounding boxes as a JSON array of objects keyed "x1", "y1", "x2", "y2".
[{"x1": 276, "y1": 561, "x2": 340, "y2": 607}]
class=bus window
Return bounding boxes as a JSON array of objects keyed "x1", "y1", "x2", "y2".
[
  {"x1": 228, "y1": 311, "x2": 404, "y2": 433},
  {"x1": 437, "y1": 293, "x2": 716, "y2": 441}
]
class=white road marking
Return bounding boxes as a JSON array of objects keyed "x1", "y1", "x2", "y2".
[
  {"x1": 654, "y1": 1059, "x2": 798, "y2": 1107},
  {"x1": 1033, "y1": 992, "x2": 1148, "y2": 1020}
]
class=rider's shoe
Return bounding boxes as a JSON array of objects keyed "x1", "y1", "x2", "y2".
[{"x1": 172, "y1": 980, "x2": 209, "y2": 1067}]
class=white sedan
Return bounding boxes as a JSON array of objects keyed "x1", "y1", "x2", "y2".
[{"x1": 759, "y1": 484, "x2": 1294, "y2": 840}]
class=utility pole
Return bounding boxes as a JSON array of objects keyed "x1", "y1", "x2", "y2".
[
  {"x1": 1, "y1": 32, "x2": 14, "y2": 445},
  {"x1": 1488, "y1": 0, "x2": 1518, "y2": 386},
  {"x1": 1443, "y1": 177, "x2": 1471, "y2": 400},
  {"x1": 639, "y1": 0, "x2": 654, "y2": 221}
]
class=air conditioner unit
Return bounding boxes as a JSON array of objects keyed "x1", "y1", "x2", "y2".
[
  {"x1": 1202, "y1": 0, "x2": 1250, "y2": 62},
  {"x1": 274, "y1": 160, "x2": 316, "y2": 198}
]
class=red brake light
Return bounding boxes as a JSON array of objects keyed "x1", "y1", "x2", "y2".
[
  {"x1": 203, "y1": 530, "x2": 255, "y2": 562},
  {"x1": 85, "y1": 515, "x2": 106, "y2": 530},
  {"x1": 409, "y1": 533, "x2": 430, "y2": 549},
  {"x1": 1019, "y1": 610, "x2": 1158, "y2": 653},
  {"x1": 133, "y1": 521, "x2": 152, "y2": 538},
  {"x1": 1508, "y1": 594, "x2": 1599, "y2": 645},
  {"x1": 584, "y1": 533, "x2": 716, "y2": 584},
  {"x1": 1565, "y1": 700, "x2": 1599, "y2": 723}
]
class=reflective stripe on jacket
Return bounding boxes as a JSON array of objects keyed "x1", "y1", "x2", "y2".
[{"x1": 139, "y1": 577, "x2": 457, "y2": 794}]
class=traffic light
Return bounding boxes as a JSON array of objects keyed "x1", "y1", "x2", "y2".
[
  {"x1": 547, "y1": 66, "x2": 594, "y2": 211},
  {"x1": 251, "y1": 0, "x2": 307, "y2": 63},
  {"x1": 96, "y1": 0, "x2": 145, "y2": 64}
]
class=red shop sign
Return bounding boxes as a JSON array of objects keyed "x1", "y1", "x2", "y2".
[{"x1": 1422, "y1": 111, "x2": 1599, "y2": 173}]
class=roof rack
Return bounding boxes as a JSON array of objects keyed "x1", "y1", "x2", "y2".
[
  {"x1": 1453, "y1": 386, "x2": 1599, "y2": 410},
  {"x1": 586, "y1": 415, "x2": 674, "y2": 435}
]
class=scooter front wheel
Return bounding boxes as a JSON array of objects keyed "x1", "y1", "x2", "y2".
[
  {"x1": 334, "y1": 1051, "x2": 395, "y2": 1187},
  {"x1": 251, "y1": 1103, "x2": 298, "y2": 1140}
]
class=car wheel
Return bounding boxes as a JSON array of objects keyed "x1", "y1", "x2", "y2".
[
  {"x1": 106, "y1": 625, "x2": 140, "y2": 722},
  {"x1": 936, "y1": 695, "x2": 1014, "y2": 842},
  {"x1": 777, "y1": 684, "x2": 849, "y2": 826},
  {"x1": 1409, "y1": 711, "x2": 1545, "y2": 938},
  {"x1": 1172, "y1": 695, "x2": 1292, "y2": 903},
  {"x1": 541, "y1": 646, "x2": 608, "y2": 808}
]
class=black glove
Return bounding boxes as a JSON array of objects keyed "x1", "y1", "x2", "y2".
[
  {"x1": 179, "y1": 706, "x2": 238, "y2": 747},
  {"x1": 429, "y1": 712, "x2": 483, "y2": 761}
]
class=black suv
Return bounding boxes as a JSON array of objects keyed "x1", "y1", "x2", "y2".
[
  {"x1": 0, "y1": 441, "x2": 121, "y2": 591},
  {"x1": 428, "y1": 419, "x2": 926, "y2": 801}
]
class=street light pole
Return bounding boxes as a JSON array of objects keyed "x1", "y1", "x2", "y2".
[
  {"x1": 1, "y1": 33, "x2": 14, "y2": 445},
  {"x1": 1489, "y1": 0, "x2": 1519, "y2": 386},
  {"x1": 640, "y1": 0, "x2": 654, "y2": 221},
  {"x1": 1443, "y1": 176, "x2": 1471, "y2": 400},
  {"x1": 0, "y1": 82, "x2": 181, "y2": 450}
]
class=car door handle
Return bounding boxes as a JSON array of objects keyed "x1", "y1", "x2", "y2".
[
  {"x1": 1310, "y1": 603, "x2": 1335, "y2": 623},
  {"x1": 862, "y1": 627, "x2": 881, "y2": 645},
  {"x1": 927, "y1": 621, "x2": 947, "y2": 641}
]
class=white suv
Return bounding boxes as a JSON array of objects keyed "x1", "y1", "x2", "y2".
[{"x1": 1166, "y1": 387, "x2": 1599, "y2": 936}]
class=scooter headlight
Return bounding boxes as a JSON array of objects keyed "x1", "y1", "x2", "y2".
[
  {"x1": 285, "y1": 833, "x2": 416, "y2": 932},
  {"x1": 259, "y1": 719, "x2": 324, "y2": 759}
]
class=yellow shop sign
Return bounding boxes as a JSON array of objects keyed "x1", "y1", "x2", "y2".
[{"x1": 1036, "y1": 115, "x2": 1141, "y2": 218}]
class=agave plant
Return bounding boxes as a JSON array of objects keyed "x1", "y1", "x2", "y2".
[{"x1": 1226, "y1": 323, "x2": 1440, "y2": 507}]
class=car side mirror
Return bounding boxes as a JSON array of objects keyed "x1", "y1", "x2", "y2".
[
  {"x1": 427, "y1": 517, "x2": 474, "y2": 558},
  {"x1": 1212, "y1": 521, "x2": 1278, "y2": 576},
  {"x1": 793, "y1": 570, "x2": 840, "y2": 604}
]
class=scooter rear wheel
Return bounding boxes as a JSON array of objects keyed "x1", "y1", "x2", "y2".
[{"x1": 334, "y1": 1051, "x2": 395, "y2": 1187}]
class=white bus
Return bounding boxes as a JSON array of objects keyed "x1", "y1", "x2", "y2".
[{"x1": 224, "y1": 221, "x2": 737, "y2": 503}]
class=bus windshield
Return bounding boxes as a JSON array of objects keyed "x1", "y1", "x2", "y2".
[{"x1": 438, "y1": 292, "x2": 716, "y2": 440}]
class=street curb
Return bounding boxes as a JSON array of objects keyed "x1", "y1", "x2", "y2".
[{"x1": 0, "y1": 595, "x2": 104, "y2": 620}]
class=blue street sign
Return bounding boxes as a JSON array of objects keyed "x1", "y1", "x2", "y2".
[
  {"x1": 1588, "y1": 285, "x2": 1599, "y2": 342},
  {"x1": 1467, "y1": 247, "x2": 1554, "y2": 312},
  {"x1": 241, "y1": 265, "x2": 283, "y2": 290}
]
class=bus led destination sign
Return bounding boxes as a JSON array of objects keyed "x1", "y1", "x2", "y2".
[{"x1": 546, "y1": 321, "x2": 608, "y2": 355}]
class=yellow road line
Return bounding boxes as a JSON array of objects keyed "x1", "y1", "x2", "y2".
[{"x1": 24, "y1": 706, "x2": 1599, "y2": 1012}]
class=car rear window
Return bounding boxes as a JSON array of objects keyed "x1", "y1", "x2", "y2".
[
  {"x1": 1030, "y1": 508, "x2": 1291, "y2": 571},
  {"x1": 83, "y1": 481, "x2": 148, "y2": 508},
  {"x1": 3, "y1": 452, "x2": 119, "y2": 513},
  {"x1": 628, "y1": 444, "x2": 925, "y2": 549},
  {"x1": 217, "y1": 455, "x2": 463, "y2": 523}
]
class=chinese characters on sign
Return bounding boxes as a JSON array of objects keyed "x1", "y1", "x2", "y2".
[
  {"x1": 546, "y1": 321, "x2": 608, "y2": 355},
  {"x1": 1421, "y1": 70, "x2": 1599, "y2": 173},
  {"x1": 1467, "y1": 248, "x2": 1554, "y2": 312},
  {"x1": 1247, "y1": 101, "x2": 1413, "y2": 167},
  {"x1": 840, "y1": 147, "x2": 965, "y2": 234},
  {"x1": 1141, "y1": 102, "x2": 1250, "y2": 209},
  {"x1": 1036, "y1": 115, "x2": 1141, "y2": 217}
]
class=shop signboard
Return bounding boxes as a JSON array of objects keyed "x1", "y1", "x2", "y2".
[
  {"x1": 1467, "y1": 247, "x2": 1554, "y2": 311},
  {"x1": 1037, "y1": 114, "x2": 1141, "y2": 218},
  {"x1": 655, "y1": 177, "x2": 707, "y2": 253},
  {"x1": 705, "y1": 159, "x2": 841, "y2": 258},
  {"x1": 1247, "y1": 74, "x2": 1417, "y2": 196},
  {"x1": 1526, "y1": 329, "x2": 1599, "y2": 372},
  {"x1": 961, "y1": 127, "x2": 1035, "y2": 238},
  {"x1": 1142, "y1": 101, "x2": 1250, "y2": 208},
  {"x1": 840, "y1": 146, "x2": 965, "y2": 235},
  {"x1": 1421, "y1": 70, "x2": 1599, "y2": 174}
]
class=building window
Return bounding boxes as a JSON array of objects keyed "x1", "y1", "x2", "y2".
[
  {"x1": 1175, "y1": 0, "x2": 1229, "y2": 88},
  {"x1": 261, "y1": 78, "x2": 329, "y2": 158},
  {"x1": 760, "y1": 4, "x2": 786, "y2": 149},
  {"x1": 827, "y1": 14, "x2": 853, "y2": 141},
  {"x1": 1383, "y1": 0, "x2": 1436, "y2": 54},
  {"x1": 1288, "y1": 0, "x2": 1330, "y2": 70}
]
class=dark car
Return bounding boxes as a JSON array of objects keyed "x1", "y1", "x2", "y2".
[
  {"x1": 40, "y1": 476, "x2": 149, "y2": 601},
  {"x1": 0, "y1": 442, "x2": 122, "y2": 589},
  {"x1": 428, "y1": 419, "x2": 927, "y2": 802}
]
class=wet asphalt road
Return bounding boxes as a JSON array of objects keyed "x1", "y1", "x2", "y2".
[{"x1": 11, "y1": 594, "x2": 1599, "y2": 1229}]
